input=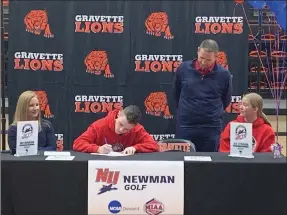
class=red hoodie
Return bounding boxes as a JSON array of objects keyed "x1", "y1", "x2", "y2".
[
  {"x1": 219, "y1": 115, "x2": 275, "y2": 152},
  {"x1": 73, "y1": 109, "x2": 159, "y2": 153}
]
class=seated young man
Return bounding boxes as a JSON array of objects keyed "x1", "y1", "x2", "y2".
[
  {"x1": 219, "y1": 93, "x2": 275, "y2": 152},
  {"x1": 73, "y1": 105, "x2": 159, "y2": 155}
]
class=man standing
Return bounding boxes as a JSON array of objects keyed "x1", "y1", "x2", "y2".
[{"x1": 173, "y1": 39, "x2": 232, "y2": 152}]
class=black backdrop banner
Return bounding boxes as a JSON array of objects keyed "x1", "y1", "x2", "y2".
[{"x1": 7, "y1": 0, "x2": 249, "y2": 150}]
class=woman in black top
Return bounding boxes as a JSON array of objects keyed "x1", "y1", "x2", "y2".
[{"x1": 8, "y1": 91, "x2": 56, "y2": 153}]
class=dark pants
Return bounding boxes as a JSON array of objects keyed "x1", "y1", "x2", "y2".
[{"x1": 175, "y1": 126, "x2": 221, "y2": 152}]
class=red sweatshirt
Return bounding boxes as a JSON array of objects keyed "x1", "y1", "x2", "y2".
[
  {"x1": 219, "y1": 115, "x2": 275, "y2": 152},
  {"x1": 73, "y1": 109, "x2": 159, "y2": 153}
]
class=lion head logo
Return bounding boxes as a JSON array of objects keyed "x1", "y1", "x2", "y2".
[
  {"x1": 24, "y1": 10, "x2": 54, "y2": 38},
  {"x1": 145, "y1": 12, "x2": 174, "y2": 40},
  {"x1": 216, "y1": 51, "x2": 229, "y2": 70},
  {"x1": 84, "y1": 50, "x2": 114, "y2": 78},
  {"x1": 144, "y1": 92, "x2": 173, "y2": 119},
  {"x1": 34, "y1": 91, "x2": 54, "y2": 118}
]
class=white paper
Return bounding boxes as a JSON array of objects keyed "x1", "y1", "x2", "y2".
[
  {"x1": 230, "y1": 122, "x2": 254, "y2": 158},
  {"x1": 16, "y1": 121, "x2": 38, "y2": 156},
  {"x1": 228, "y1": 154, "x2": 254, "y2": 159},
  {"x1": 45, "y1": 156, "x2": 75, "y2": 160},
  {"x1": 44, "y1": 151, "x2": 71, "y2": 156},
  {"x1": 91, "y1": 151, "x2": 129, "y2": 156},
  {"x1": 184, "y1": 156, "x2": 212, "y2": 161}
]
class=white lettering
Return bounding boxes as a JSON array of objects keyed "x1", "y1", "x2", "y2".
[
  {"x1": 195, "y1": 16, "x2": 244, "y2": 23},
  {"x1": 74, "y1": 95, "x2": 123, "y2": 102},
  {"x1": 55, "y1": 134, "x2": 63, "y2": 140},
  {"x1": 75, "y1": 15, "x2": 124, "y2": 22},
  {"x1": 151, "y1": 134, "x2": 175, "y2": 141},
  {"x1": 135, "y1": 55, "x2": 183, "y2": 61},
  {"x1": 231, "y1": 96, "x2": 242, "y2": 103},
  {"x1": 14, "y1": 52, "x2": 63, "y2": 60}
]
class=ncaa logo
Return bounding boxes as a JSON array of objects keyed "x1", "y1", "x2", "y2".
[{"x1": 108, "y1": 200, "x2": 122, "y2": 214}]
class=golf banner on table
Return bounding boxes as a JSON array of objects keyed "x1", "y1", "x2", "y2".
[{"x1": 88, "y1": 160, "x2": 184, "y2": 215}]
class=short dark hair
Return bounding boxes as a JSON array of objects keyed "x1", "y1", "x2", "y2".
[
  {"x1": 199, "y1": 39, "x2": 219, "y2": 52},
  {"x1": 123, "y1": 105, "x2": 142, "y2": 124}
]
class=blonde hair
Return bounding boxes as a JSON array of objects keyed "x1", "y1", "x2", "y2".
[
  {"x1": 242, "y1": 93, "x2": 271, "y2": 126},
  {"x1": 12, "y1": 91, "x2": 42, "y2": 128}
]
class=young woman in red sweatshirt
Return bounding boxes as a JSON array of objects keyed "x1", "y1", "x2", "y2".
[
  {"x1": 73, "y1": 105, "x2": 159, "y2": 155},
  {"x1": 219, "y1": 93, "x2": 275, "y2": 152}
]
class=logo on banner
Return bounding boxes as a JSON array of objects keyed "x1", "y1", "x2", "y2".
[
  {"x1": 225, "y1": 95, "x2": 241, "y2": 113},
  {"x1": 216, "y1": 51, "x2": 229, "y2": 70},
  {"x1": 95, "y1": 168, "x2": 175, "y2": 194},
  {"x1": 96, "y1": 168, "x2": 120, "y2": 195},
  {"x1": 145, "y1": 12, "x2": 174, "y2": 39},
  {"x1": 108, "y1": 200, "x2": 122, "y2": 214},
  {"x1": 55, "y1": 133, "x2": 64, "y2": 151},
  {"x1": 144, "y1": 198, "x2": 164, "y2": 215},
  {"x1": 108, "y1": 200, "x2": 140, "y2": 214},
  {"x1": 194, "y1": 16, "x2": 243, "y2": 34},
  {"x1": 235, "y1": 125, "x2": 247, "y2": 140},
  {"x1": 144, "y1": 92, "x2": 173, "y2": 119},
  {"x1": 34, "y1": 91, "x2": 54, "y2": 118},
  {"x1": 135, "y1": 54, "x2": 182, "y2": 72},
  {"x1": 14, "y1": 52, "x2": 63, "y2": 72},
  {"x1": 74, "y1": 95, "x2": 123, "y2": 113},
  {"x1": 24, "y1": 10, "x2": 54, "y2": 38},
  {"x1": 84, "y1": 50, "x2": 114, "y2": 78},
  {"x1": 151, "y1": 134, "x2": 175, "y2": 141},
  {"x1": 75, "y1": 15, "x2": 124, "y2": 33}
]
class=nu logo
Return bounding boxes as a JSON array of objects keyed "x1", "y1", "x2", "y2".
[{"x1": 95, "y1": 168, "x2": 120, "y2": 195}]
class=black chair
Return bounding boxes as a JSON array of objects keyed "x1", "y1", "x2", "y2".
[{"x1": 157, "y1": 138, "x2": 196, "y2": 152}]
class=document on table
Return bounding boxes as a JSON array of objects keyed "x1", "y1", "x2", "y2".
[
  {"x1": 44, "y1": 151, "x2": 71, "y2": 156},
  {"x1": 91, "y1": 152, "x2": 129, "y2": 156},
  {"x1": 184, "y1": 156, "x2": 212, "y2": 162},
  {"x1": 45, "y1": 156, "x2": 75, "y2": 160}
]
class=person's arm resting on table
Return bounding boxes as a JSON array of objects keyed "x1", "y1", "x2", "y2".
[
  {"x1": 132, "y1": 128, "x2": 159, "y2": 153},
  {"x1": 73, "y1": 123, "x2": 99, "y2": 153}
]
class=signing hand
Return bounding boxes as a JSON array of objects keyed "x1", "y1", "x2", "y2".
[
  {"x1": 122, "y1": 146, "x2": 136, "y2": 155},
  {"x1": 97, "y1": 144, "x2": 113, "y2": 154}
]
